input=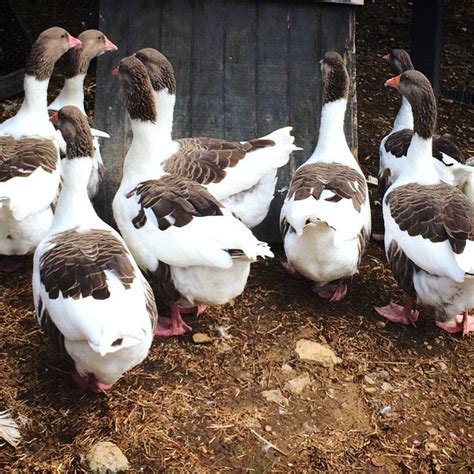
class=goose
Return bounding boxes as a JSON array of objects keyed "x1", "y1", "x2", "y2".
[
  {"x1": 33, "y1": 106, "x2": 157, "y2": 392},
  {"x1": 49, "y1": 29, "x2": 118, "y2": 199},
  {"x1": 280, "y1": 51, "x2": 371, "y2": 302},
  {"x1": 132, "y1": 48, "x2": 299, "y2": 229},
  {"x1": 378, "y1": 49, "x2": 471, "y2": 199},
  {"x1": 0, "y1": 27, "x2": 81, "y2": 272},
  {"x1": 112, "y1": 56, "x2": 273, "y2": 337},
  {"x1": 375, "y1": 71, "x2": 474, "y2": 335}
]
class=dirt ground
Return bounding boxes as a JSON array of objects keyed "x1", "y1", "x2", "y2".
[{"x1": 1, "y1": 1, "x2": 473, "y2": 472}]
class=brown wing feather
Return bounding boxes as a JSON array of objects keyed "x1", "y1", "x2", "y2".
[
  {"x1": 40, "y1": 229, "x2": 136, "y2": 300},
  {"x1": 0, "y1": 136, "x2": 57, "y2": 182},
  {"x1": 126, "y1": 174, "x2": 224, "y2": 230},
  {"x1": 163, "y1": 137, "x2": 275, "y2": 185},
  {"x1": 288, "y1": 163, "x2": 366, "y2": 212},
  {"x1": 386, "y1": 183, "x2": 474, "y2": 254}
]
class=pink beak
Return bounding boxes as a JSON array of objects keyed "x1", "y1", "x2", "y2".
[
  {"x1": 104, "y1": 36, "x2": 118, "y2": 52},
  {"x1": 67, "y1": 35, "x2": 82, "y2": 49},
  {"x1": 385, "y1": 75, "x2": 401, "y2": 89},
  {"x1": 50, "y1": 112, "x2": 59, "y2": 125},
  {"x1": 382, "y1": 53, "x2": 390, "y2": 61},
  {"x1": 112, "y1": 66, "x2": 119, "y2": 77}
]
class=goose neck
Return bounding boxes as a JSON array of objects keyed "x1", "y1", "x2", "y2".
[
  {"x1": 393, "y1": 96, "x2": 413, "y2": 132},
  {"x1": 50, "y1": 75, "x2": 86, "y2": 113},
  {"x1": 152, "y1": 89, "x2": 175, "y2": 141},
  {"x1": 19, "y1": 75, "x2": 49, "y2": 117},
  {"x1": 52, "y1": 157, "x2": 97, "y2": 228}
]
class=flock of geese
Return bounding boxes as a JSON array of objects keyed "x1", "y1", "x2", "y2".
[{"x1": 0, "y1": 28, "x2": 472, "y2": 392}]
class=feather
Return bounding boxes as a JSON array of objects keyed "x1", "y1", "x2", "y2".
[{"x1": 0, "y1": 410, "x2": 21, "y2": 448}]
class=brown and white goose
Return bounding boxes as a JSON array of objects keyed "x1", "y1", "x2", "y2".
[
  {"x1": 49, "y1": 29, "x2": 118, "y2": 199},
  {"x1": 33, "y1": 106, "x2": 157, "y2": 392},
  {"x1": 112, "y1": 56, "x2": 272, "y2": 337},
  {"x1": 375, "y1": 71, "x2": 474, "y2": 335},
  {"x1": 280, "y1": 52, "x2": 371, "y2": 302},
  {"x1": 0, "y1": 27, "x2": 80, "y2": 271},
  {"x1": 132, "y1": 48, "x2": 299, "y2": 229},
  {"x1": 378, "y1": 49, "x2": 471, "y2": 198}
]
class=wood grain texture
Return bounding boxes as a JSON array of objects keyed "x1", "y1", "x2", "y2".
[{"x1": 94, "y1": 0, "x2": 357, "y2": 241}]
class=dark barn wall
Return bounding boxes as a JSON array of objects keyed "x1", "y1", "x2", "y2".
[{"x1": 95, "y1": 0, "x2": 358, "y2": 242}]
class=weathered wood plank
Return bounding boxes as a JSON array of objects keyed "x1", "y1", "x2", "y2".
[
  {"x1": 287, "y1": 2, "x2": 322, "y2": 174},
  {"x1": 161, "y1": 0, "x2": 193, "y2": 138},
  {"x1": 253, "y1": 0, "x2": 290, "y2": 242},
  {"x1": 224, "y1": 0, "x2": 258, "y2": 139},
  {"x1": 191, "y1": 0, "x2": 226, "y2": 137}
]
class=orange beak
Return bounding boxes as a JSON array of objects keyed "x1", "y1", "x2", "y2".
[
  {"x1": 50, "y1": 112, "x2": 59, "y2": 124},
  {"x1": 67, "y1": 34, "x2": 82, "y2": 49},
  {"x1": 385, "y1": 75, "x2": 401, "y2": 89},
  {"x1": 382, "y1": 53, "x2": 390, "y2": 61},
  {"x1": 104, "y1": 36, "x2": 118, "y2": 52}
]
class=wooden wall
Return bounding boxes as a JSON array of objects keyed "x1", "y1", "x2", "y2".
[{"x1": 95, "y1": 0, "x2": 358, "y2": 242}]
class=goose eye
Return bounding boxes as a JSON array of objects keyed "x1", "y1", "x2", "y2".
[{"x1": 61, "y1": 34, "x2": 65, "y2": 38}]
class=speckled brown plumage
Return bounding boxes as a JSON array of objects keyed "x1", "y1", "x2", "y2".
[
  {"x1": 0, "y1": 136, "x2": 57, "y2": 182},
  {"x1": 25, "y1": 27, "x2": 73, "y2": 81},
  {"x1": 135, "y1": 48, "x2": 177, "y2": 95},
  {"x1": 386, "y1": 183, "x2": 474, "y2": 254},
  {"x1": 432, "y1": 135, "x2": 465, "y2": 164},
  {"x1": 163, "y1": 137, "x2": 275, "y2": 185},
  {"x1": 288, "y1": 163, "x2": 366, "y2": 212},
  {"x1": 386, "y1": 239, "x2": 419, "y2": 296},
  {"x1": 321, "y1": 51, "x2": 349, "y2": 104},
  {"x1": 378, "y1": 167, "x2": 392, "y2": 197},
  {"x1": 118, "y1": 56, "x2": 157, "y2": 122},
  {"x1": 39, "y1": 229, "x2": 136, "y2": 300},
  {"x1": 126, "y1": 175, "x2": 224, "y2": 230},
  {"x1": 53, "y1": 106, "x2": 95, "y2": 159}
]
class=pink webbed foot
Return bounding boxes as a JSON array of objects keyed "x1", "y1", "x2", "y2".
[
  {"x1": 0, "y1": 256, "x2": 24, "y2": 272},
  {"x1": 281, "y1": 261, "x2": 305, "y2": 279},
  {"x1": 436, "y1": 312, "x2": 474, "y2": 336},
  {"x1": 371, "y1": 233, "x2": 385, "y2": 242},
  {"x1": 154, "y1": 303, "x2": 192, "y2": 337},
  {"x1": 313, "y1": 279, "x2": 348, "y2": 303},
  {"x1": 374, "y1": 300, "x2": 419, "y2": 326},
  {"x1": 72, "y1": 372, "x2": 113, "y2": 393}
]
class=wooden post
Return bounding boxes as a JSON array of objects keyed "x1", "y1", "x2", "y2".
[{"x1": 411, "y1": 0, "x2": 444, "y2": 95}]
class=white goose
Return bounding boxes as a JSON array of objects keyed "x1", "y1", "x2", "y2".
[
  {"x1": 375, "y1": 71, "x2": 474, "y2": 335},
  {"x1": 112, "y1": 56, "x2": 273, "y2": 337},
  {"x1": 0, "y1": 27, "x2": 81, "y2": 272},
  {"x1": 132, "y1": 48, "x2": 300, "y2": 229},
  {"x1": 378, "y1": 49, "x2": 472, "y2": 199},
  {"x1": 280, "y1": 52, "x2": 371, "y2": 302},
  {"x1": 33, "y1": 106, "x2": 157, "y2": 392},
  {"x1": 49, "y1": 29, "x2": 118, "y2": 199}
]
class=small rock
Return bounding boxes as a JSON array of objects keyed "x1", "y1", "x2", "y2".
[
  {"x1": 192, "y1": 333, "x2": 212, "y2": 344},
  {"x1": 437, "y1": 361, "x2": 448, "y2": 371},
  {"x1": 381, "y1": 382, "x2": 393, "y2": 392},
  {"x1": 284, "y1": 374, "x2": 312, "y2": 395},
  {"x1": 379, "y1": 405, "x2": 391, "y2": 416},
  {"x1": 371, "y1": 455, "x2": 386, "y2": 467},
  {"x1": 295, "y1": 339, "x2": 342, "y2": 367},
  {"x1": 215, "y1": 341, "x2": 232, "y2": 353},
  {"x1": 425, "y1": 442, "x2": 439, "y2": 452},
  {"x1": 247, "y1": 418, "x2": 262, "y2": 429},
  {"x1": 86, "y1": 442, "x2": 129, "y2": 474},
  {"x1": 364, "y1": 386, "x2": 377, "y2": 395},
  {"x1": 281, "y1": 364, "x2": 293, "y2": 373},
  {"x1": 364, "y1": 375, "x2": 376, "y2": 385},
  {"x1": 261, "y1": 389, "x2": 289, "y2": 406},
  {"x1": 426, "y1": 427, "x2": 438, "y2": 436},
  {"x1": 265, "y1": 425, "x2": 272, "y2": 433}
]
